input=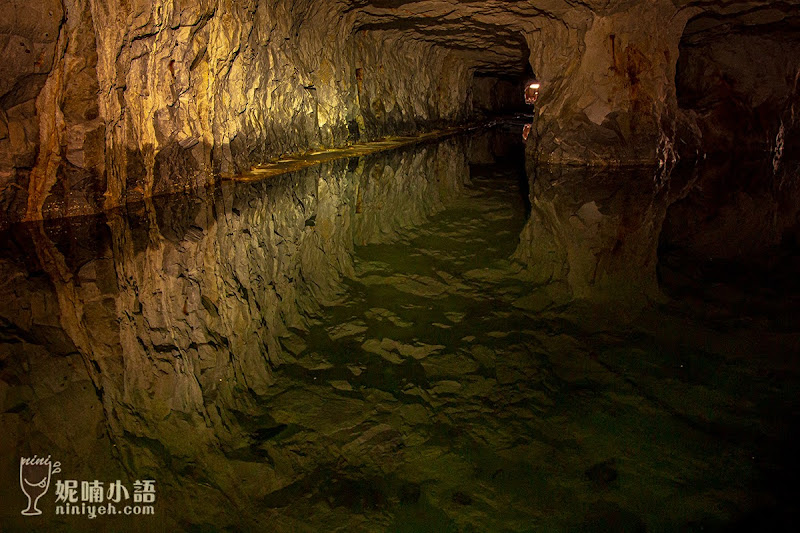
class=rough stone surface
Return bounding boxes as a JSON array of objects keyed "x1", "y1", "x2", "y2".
[
  {"x1": 3, "y1": 0, "x2": 799, "y2": 225},
  {"x1": 662, "y1": 8, "x2": 800, "y2": 258},
  {"x1": 678, "y1": 8, "x2": 800, "y2": 157},
  {"x1": 527, "y1": 2, "x2": 694, "y2": 165},
  {"x1": 1, "y1": 0, "x2": 476, "y2": 226}
]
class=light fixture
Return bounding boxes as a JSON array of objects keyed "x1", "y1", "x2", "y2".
[{"x1": 524, "y1": 80, "x2": 540, "y2": 105}]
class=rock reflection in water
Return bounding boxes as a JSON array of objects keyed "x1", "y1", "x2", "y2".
[
  {"x1": 1, "y1": 134, "x2": 797, "y2": 531},
  {"x1": 514, "y1": 164, "x2": 705, "y2": 311},
  {"x1": 0, "y1": 138, "x2": 472, "y2": 529}
]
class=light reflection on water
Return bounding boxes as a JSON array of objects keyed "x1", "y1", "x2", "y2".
[{"x1": 0, "y1": 131, "x2": 797, "y2": 531}]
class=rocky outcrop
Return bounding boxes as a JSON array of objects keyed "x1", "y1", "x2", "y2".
[
  {"x1": 526, "y1": 2, "x2": 695, "y2": 166},
  {"x1": 0, "y1": 0, "x2": 65, "y2": 222}
]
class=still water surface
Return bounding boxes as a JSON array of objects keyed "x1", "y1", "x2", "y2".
[{"x1": 0, "y1": 130, "x2": 797, "y2": 531}]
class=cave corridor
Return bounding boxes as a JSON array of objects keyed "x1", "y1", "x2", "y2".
[{"x1": 1, "y1": 1, "x2": 800, "y2": 531}]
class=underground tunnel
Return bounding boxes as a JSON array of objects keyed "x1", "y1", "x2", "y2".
[{"x1": 1, "y1": 0, "x2": 799, "y2": 530}]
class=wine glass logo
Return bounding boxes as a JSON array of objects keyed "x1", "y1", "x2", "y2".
[{"x1": 20, "y1": 455, "x2": 60, "y2": 516}]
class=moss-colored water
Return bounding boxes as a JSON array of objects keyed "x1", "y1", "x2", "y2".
[
  {"x1": 258, "y1": 162, "x2": 799, "y2": 531},
  {"x1": 1, "y1": 133, "x2": 797, "y2": 531}
]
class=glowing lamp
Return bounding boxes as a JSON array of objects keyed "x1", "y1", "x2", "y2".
[{"x1": 525, "y1": 80, "x2": 540, "y2": 105}]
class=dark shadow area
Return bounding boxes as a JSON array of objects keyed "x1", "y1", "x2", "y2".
[
  {"x1": 676, "y1": 9, "x2": 800, "y2": 157},
  {"x1": 470, "y1": 37, "x2": 534, "y2": 119},
  {"x1": 468, "y1": 122, "x2": 530, "y2": 215}
]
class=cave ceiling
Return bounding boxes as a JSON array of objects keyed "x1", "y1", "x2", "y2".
[{"x1": 341, "y1": 0, "x2": 800, "y2": 75}]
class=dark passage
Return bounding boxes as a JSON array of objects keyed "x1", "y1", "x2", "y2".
[
  {"x1": 3, "y1": 0, "x2": 800, "y2": 530},
  {"x1": 1, "y1": 128, "x2": 798, "y2": 531}
]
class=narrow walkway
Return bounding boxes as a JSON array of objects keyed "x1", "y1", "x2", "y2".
[{"x1": 222, "y1": 126, "x2": 481, "y2": 182}]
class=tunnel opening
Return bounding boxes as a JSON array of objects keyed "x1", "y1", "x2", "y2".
[
  {"x1": 663, "y1": 9, "x2": 800, "y2": 262},
  {"x1": 5, "y1": 3, "x2": 800, "y2": 531},
  {"x1": 395, "y1": 25, "x2": 535, "y2": 220},
  {"x1": 467, "y1": 83, "x2": 531, "y2": 218},
  {"x1": 464, "y1": 33, "x2": 533, "y2": 213},
  {"x1": 471, "y1": 72, "x2": 532, "y2": 117},
  {"x1": 470, "y1": 51, "x2": 535, "y2": 120},
  {"x1": 659, "y1": 7, "x2": 800, "y2": 343},
  {"x1": 349, "y1": 18, "x2": 534, "y2": 218}
]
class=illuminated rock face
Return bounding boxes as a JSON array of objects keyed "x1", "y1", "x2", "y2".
[
  {"x1": 0, "y1": 0, "x2": 474, "y2": 224},
  {"x1": 1, "y1": 0, "x2": 798, "y2": 224},
  {"x1": 526, "y1": 3, "x2": 693, "y2": 166}
]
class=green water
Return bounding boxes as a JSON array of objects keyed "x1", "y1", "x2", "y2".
[
  {"x1": 1, "y1": 135, "x2": 797, "y2": 531},
  {"x1": 255, "y1": 164, "x2": 797, "y2": 531}
]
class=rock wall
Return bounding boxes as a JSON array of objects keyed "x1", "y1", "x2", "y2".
[
  {"x1": 523, "y1": 2, "x2": 800, "y2": 168},
  {"x1": 3, "y1": 0, "x2": 799, "y2": 228},
  {"x1": 677, "y1": 18, "x2": 800, "y2": 157},
  {"x1": 525, "y1": 2, "x2": 698, "y2": 166},
  {"x1": 0, "y1": 0, "x2": 473, "y2": 226}
]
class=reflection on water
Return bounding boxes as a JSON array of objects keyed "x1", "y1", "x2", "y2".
[
  {"x1": 1, "y1": 132, "x2": 798, "y2": 531},
  {"x1": 512, "y1": 162, "x2": 699, "y2": 312}
]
